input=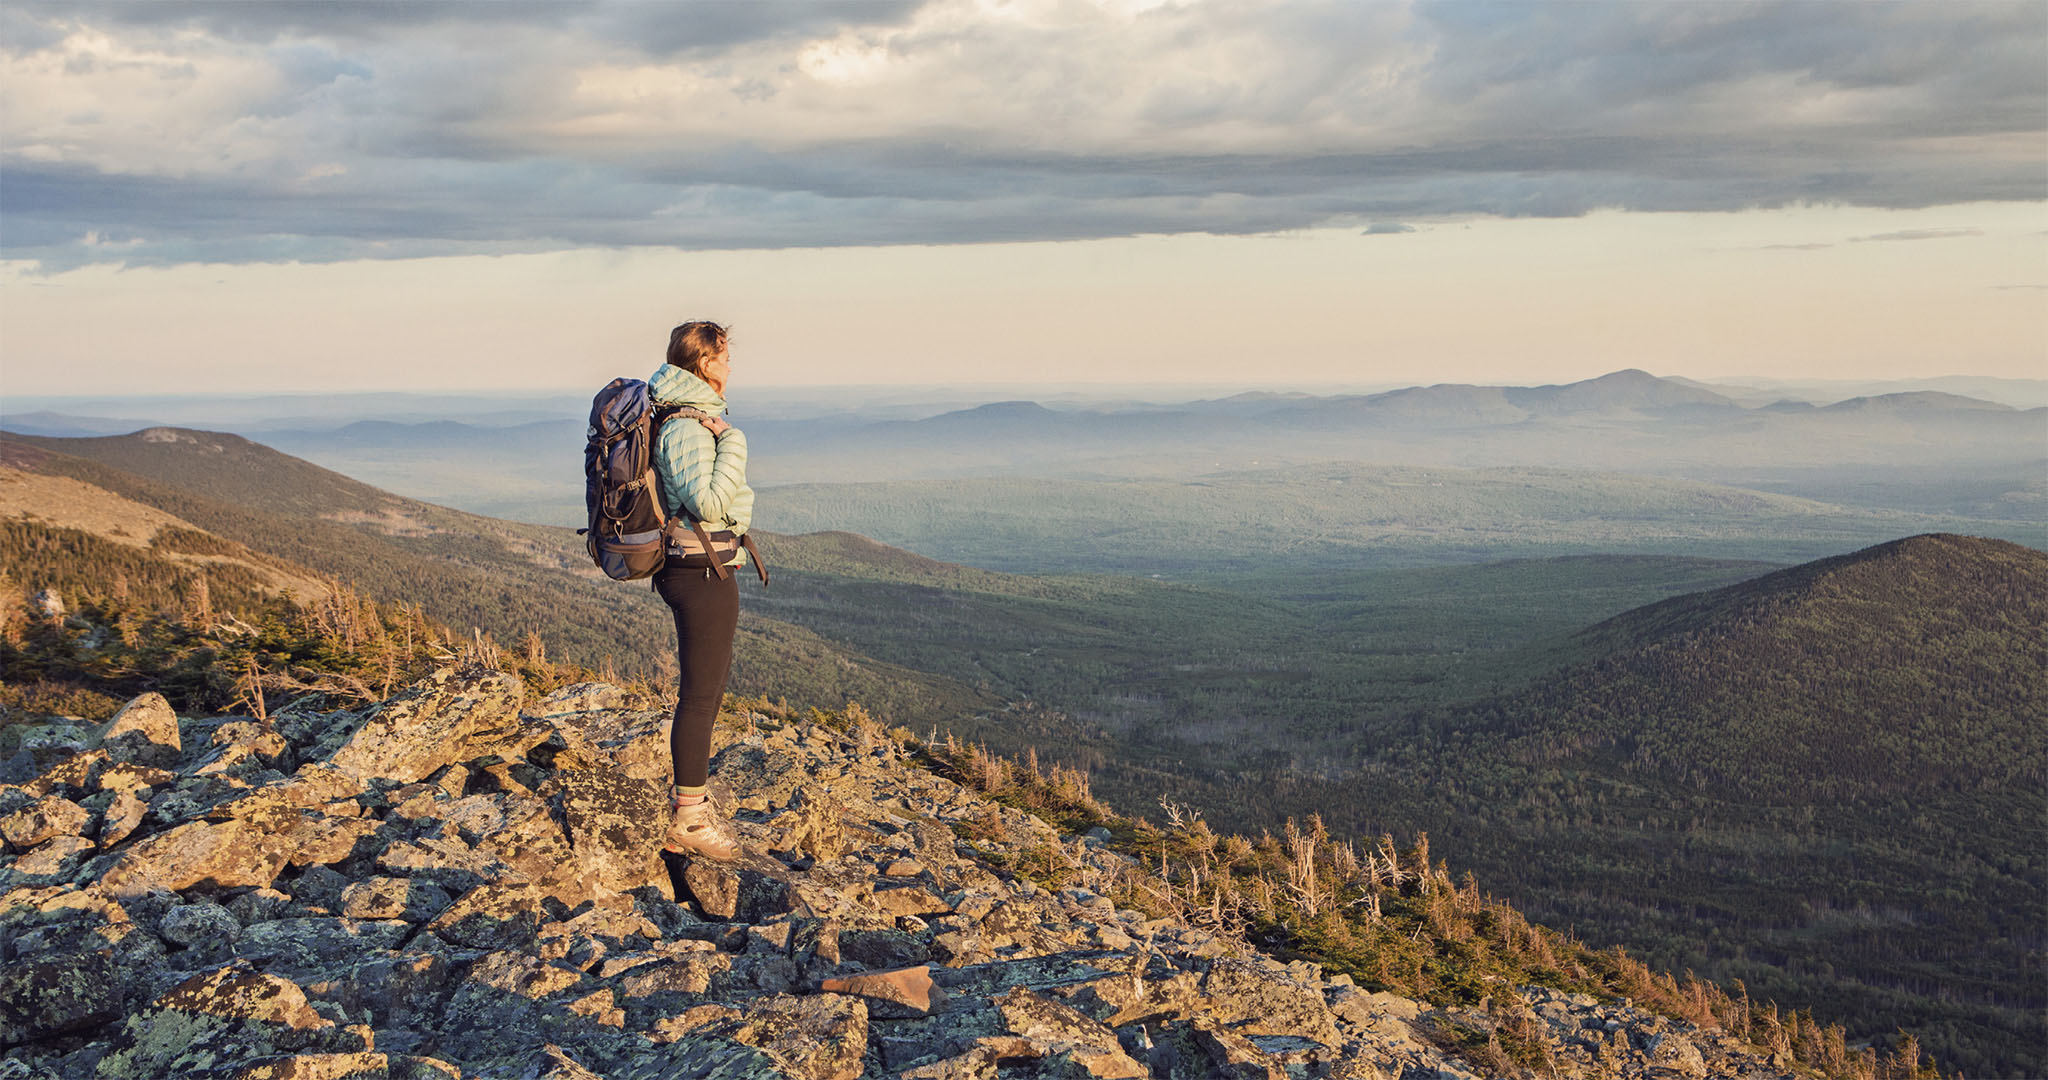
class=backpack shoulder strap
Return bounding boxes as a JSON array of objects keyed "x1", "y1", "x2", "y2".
[
  {"x1": 648, "y1": 403, "x2": 740, "y2": 582},
  {"x1": 645, "y1": 404, "x2": 681, "y2": 525}
]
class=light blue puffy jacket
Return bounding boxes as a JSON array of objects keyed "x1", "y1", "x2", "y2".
[{"x1": 648, "y1": 364, "x2": 754, "y2": 566}]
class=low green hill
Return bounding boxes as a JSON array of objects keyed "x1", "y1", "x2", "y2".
[{"x1": 1499, "y1": 533, "x2": 2046, "y2": 796}]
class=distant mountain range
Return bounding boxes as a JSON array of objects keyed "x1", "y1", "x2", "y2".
[
  {"x1": 6, "y1": 371, "x2": 2042, "y2": 530},
  {"x1": 1677, "y1": 373, "x2": 2048, "y2": 410}
]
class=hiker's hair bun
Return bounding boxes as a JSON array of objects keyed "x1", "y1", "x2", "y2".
[{"x1": 667, "y1": 321, "x2": 729, "y2": 377}]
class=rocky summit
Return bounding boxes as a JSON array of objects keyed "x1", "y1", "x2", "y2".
[{"x1": 0, "y1": 669, "x2": 1793, "y2": 1079}]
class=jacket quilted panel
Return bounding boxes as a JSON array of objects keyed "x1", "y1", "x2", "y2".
[{"x1": 648, "y1": 364, "x2": 754, "y2": 563}]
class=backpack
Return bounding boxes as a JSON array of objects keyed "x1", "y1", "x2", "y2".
[{"x1": 580, "y1": 378, "x2": 767, "y2": 584}]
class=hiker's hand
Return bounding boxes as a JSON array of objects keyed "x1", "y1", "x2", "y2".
[{"x1": 699, "y1": 416, "x2": 732, "y2": 437}]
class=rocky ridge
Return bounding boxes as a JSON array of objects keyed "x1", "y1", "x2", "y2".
[{"x1": 1, "y1": 669, "x2": 1799, "y2": 1079}]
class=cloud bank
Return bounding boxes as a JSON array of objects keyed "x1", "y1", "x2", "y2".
[{"x1": 3, "y1": 0, "x2": 2043, "y2": 268}]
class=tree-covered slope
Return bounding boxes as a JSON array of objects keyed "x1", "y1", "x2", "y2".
[
  {"x1": 1296, "y1": 534, "x2": 2047, "y2": 1079},
  {"x1": 1492, "y1": 533, "x2": 2045, "y2": 797},
  {"x1": 0, "y1": 460, "x2": 330, "y2": 614}
]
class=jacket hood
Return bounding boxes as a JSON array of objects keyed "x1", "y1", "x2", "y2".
[{"x1": 648, "y1": 364, "x2": 727, "y2": 414}]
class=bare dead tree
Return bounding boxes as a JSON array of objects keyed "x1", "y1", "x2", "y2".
[
  {"x1": 235, "y1": 654, "x2": 268, "y2": 725},
  {"x1": 1282, "y1": 817, "x2": 1330, "y2": 919}
]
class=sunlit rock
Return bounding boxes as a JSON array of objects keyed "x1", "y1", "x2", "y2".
[
  {"x1": 325, "y1": 670, "x2": 526, "y2": 785},
  {"x1": 99, "y1": 692, "x2": 181, "y2": 770}
]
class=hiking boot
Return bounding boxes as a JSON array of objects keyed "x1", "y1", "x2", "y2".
[{"x1": 664, "y1": 797, "x2": 742, "y2": 861}]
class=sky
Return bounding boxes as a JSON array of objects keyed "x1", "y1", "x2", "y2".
[{"x1": 2, "y1": 0, "x2": 2044, "y2": 394}]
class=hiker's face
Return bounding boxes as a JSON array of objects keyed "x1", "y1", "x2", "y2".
[{"x1": 702, "y1": 347, "x2": 731, "y2": 395}]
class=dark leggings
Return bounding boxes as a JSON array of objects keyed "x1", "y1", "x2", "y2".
[{"x1": 652, "y1": 564, "x2": 740, "y2": 789}]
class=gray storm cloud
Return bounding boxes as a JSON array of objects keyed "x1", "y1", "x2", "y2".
[{"x1": 2, "y1": 0, "x2": 2042, "y2": 269}]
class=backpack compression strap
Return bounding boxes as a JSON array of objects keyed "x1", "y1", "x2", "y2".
[{"x1": 740, "y1": 533, "x2": 769, "y2": 586}]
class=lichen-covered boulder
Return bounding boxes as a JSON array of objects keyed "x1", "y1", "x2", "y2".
[
  {"x1": 139, "y1": 774, "x2": 248, "y2": 834},
  {"x1": 1047, "y1": 956, "x2": 1193, "y2": 1028},
  {"x1": 339, "y1": 877, "x2": 453, "y2": 923},
  {"x1": 0, "y1": 718, "x2": 97, "y2": 763},
  {"x1": 230, "y1": 918, "x2": 411, "y2": 986},
  {"x1": 1172, "y1": 1015, "x2": 1288, "y2": 1079},
  {"x1": 618, "y1": 948, "x2": 732, "y2": 999},
  {"x1": 548, "y1": 764, "x2": 671, "y2": 899},
  {"x1": 0, "y1": 795, "x2": 92, "y2": 852},
  {"x1": 536, "y1": 1043, "x2": 605, "y2": 1080},
  {"x1": 16, "y1": 749, "x2": 109, "y2": 800},
  {"x1": 98, "y1": 693, "x2": 183, "y2": 770},
  {"x1": 211, "y1": 766, "x2": 365, "y2": 829},
  {"x1": 98, "y1": 819, "x2": 295, "y2": 899},
  {"x1": 527, "y1": 683, "x2": 657, "y2": 721},
  {"x1": 6, "y1": 834, "x2": 99, "y2": 883},
  {"x1": 306, "y1": 952, "x2": 452, "y2": 1036},
  {"x1": 838, "y1": 927, "x2": 930, "y2": 970},
  {"x1": 93, "y1": 964, "x2": 363, "y2": 1079},
  {"x1": 414, "y1": 790, "x2": 597, "y2": 910},
  {"x1": 541, "y1": 704, "x2": 669, "y2": 782},
  {"x1": 680, "y1": 860, "x2": 741, "y2": 920},
  {"x1": 158, "y1": 901, "x2": 243, "y2": 947},
  {"x1": 272, "y1": 701, "x2": 378, "y2": 767},
  {"x1": 1194, "y1": 955, "x2": 1344, "y2": 1048},
  {"x1": 197, "y1": 1051, "x2": 395, "y2": 1079},
  {"x1": 992, "y1": 986, "x2": 1149, "y2": 1079},
  {"x1": 419, "y1": 953, "x2": 627, "y2": 1075},
  {"x1": 464, "y1": 949, "x2": 588, "y2": 1002},
  {"x1": 374, "y1": 834, "x2": 509, "y2": 896},
  {"x1": 733, "y1": 861, "x2": 807, "y2": 923},
  {"x1": 0, "y1": 944, "x2": 121, "y2": 1045},
  {"x1": 1646, "y1": 1031, "x2": 1709, "y2": 1078},
  {"x1": 97, "y1": 760, "x2": 178, "y2": 795},
  {"x1": 325, "y1": 669, "x2": 525, "y2": 785},
  {"x1": 428, "y1": 882, "x2": 545, "y2": 951},
  {"x1": 709, "y1": 744, "x2": 813, "y2": 813},
  {"x1": 708, "y1": 993, "x2": 869, "y2": 1080},
  {"x1": 96, "y1": 787, "x2": 151, "y2": 849},
  {"x1": 280, "y1": 813, "x2": 382, "y2": 868},
  {"x1": 974, "y1": 900, "x2": 1066, "y2": 958},
  {"x1": 191, "y1": 720, "x2": 291, "y2": 778},
  {"x1": 769, "y1": 787, "x2": 852, "y2": 864},
  {"x1": 872, "y1": 884, "x2": 950, "y2": 918}
]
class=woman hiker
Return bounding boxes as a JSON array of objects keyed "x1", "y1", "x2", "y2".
[{"x1": 650, "y1": 320, "x2": 755, "y2": 861}]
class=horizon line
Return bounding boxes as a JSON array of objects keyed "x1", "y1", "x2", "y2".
[{"x1": 5, "y1": 370, "x2": 2044, "y2": 404}]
